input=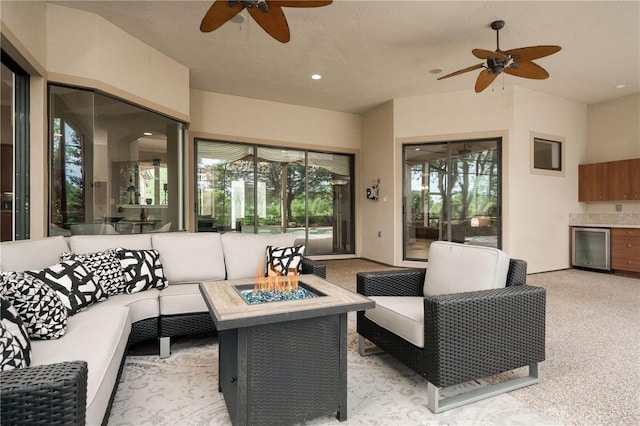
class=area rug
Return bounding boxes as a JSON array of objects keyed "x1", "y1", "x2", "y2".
[{"x1": 108, "y1": 313, "x2": 558, "y2": 425}]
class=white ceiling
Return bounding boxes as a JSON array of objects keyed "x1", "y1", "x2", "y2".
[{"x1": 49, "y1": 0, "x2": 640, "y2": 114}]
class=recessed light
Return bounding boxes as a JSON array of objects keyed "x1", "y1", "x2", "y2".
[
  {"x1": 615, "y1": 83, "x2": 626, "y2": 89},
  {"x1": 311, "y1": 74, "x2": 322, "y2": 80},
  {"x1": 143, "y1": 132, "x2": 152, "y2": 136},
  {"x1": 429, "y1": 68, "x2": 444, "y2": 75}
]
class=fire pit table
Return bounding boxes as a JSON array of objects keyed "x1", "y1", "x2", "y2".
[{"x1": 200, "y1": 274, "x2": 374, "y2": 426}]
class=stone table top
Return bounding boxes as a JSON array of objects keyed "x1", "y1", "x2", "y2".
[{"x1": 199, "y1": 274, "x2": 375, "y2": 330}]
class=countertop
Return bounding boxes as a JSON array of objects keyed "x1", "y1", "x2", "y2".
[{"x1": 569, "y1": 224, "x2": 640, "y2": 229}]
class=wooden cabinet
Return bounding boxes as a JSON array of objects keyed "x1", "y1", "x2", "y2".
[
  {"x1": 611, "y1": 228, "x2": 640, "y2": 273},
  {"x1": 579, "y1": 158, "x2": 640, "y2": 202},
  {"x1": 579, "y1": 162, "x2": 608, "y2": 201}
]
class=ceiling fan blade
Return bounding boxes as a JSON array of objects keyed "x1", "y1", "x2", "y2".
[
  {"x1": 248, "y1": 4, "x2": 290, "y2": 43},
  {"x1": 505, "y1": 45, "x2": 561, "y2": 61},
  {"x1": 505, "y1": 61, "x2": 550, "y2": 79},
  {"x1": 475, "y1": 69, "x2": 498, "y2": 92},
  {"x1": 200, "y1": 0, "x2": 245, "y2": 32},
  {"x1": 437, "y1": 63, "x2": 484, "y2": 80},
  {"x1": 270, "y1": 0, "x2": 333, "y2": 7},
  {"x1": 472, "y1": 49, "x2": 507, "y2": 60}
]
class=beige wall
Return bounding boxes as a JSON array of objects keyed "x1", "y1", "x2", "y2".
[
  {"x1": 45, "y1": 4, "x2": 190, "y2": 121},
  {"x1": 1, "y1": 2, "x2": 191, "y2": 238},
  {"x1": 187, "y1": 89, "x2": 362, "y2": 234},
  {"x1": 361, "y1": 86, "x2": 589, "y2": 273},
  {"x1": 583, "y1": 93, "x2": 640, "y2": 216},
  {"x1": 510, "y1": 87, "x2": 587, "y2": 272},
  {"x1": 587, "y1": 93, "x2": 640, "y2": 163},
  {"x1": 360, "y1": 101, "x2": 395, "y2": 264}
]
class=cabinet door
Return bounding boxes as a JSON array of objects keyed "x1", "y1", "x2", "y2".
[
  {"x1": 611, "y1": 228, "x2": 640, "y2": 273},
  {"x1": 607, "y1": 159, "x2": 640, "y2": 201},
  {"x1": 630, "y1": 159, "x2": 640, "y2": 200},
  {"x1": 578, "y1": 163, "x2": 608, "y2": 201}
]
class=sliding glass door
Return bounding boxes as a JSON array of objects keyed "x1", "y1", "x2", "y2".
[
  {"x1": 196, "y1": 139, "x2": 354, "y2": 255},
  {"x1": 1, "y1": 52, "x2": 30, "y2": 241},
  {"x1": 403, "y1": 138, "x2": 501, "y2": 261}
]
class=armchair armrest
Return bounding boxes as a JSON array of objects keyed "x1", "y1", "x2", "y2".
[
  {"x1": 1, "y1": 360, "x2": 88, "y2": 426},
  {"x1": 302, "y1": 258, "x2": 326, "y2": 279},
  {"x1": 357, "y1": 269, "x2": 426, "y2": 297},
  {"x1": 424, "y1": 285, "x2": 546, "y2": 387}
]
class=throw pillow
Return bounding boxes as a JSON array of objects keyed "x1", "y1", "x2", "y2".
[
  {"x1": 26, "y1": 260, "x2": 107, "y2": 316},
  {"x1": 266, "y1": 245, "x2": 305, "y2": 276},
  {"x1": 0, "y1": 272, "x2": 67, "y2": 339},
  {"x1": 61, "y1": 249, "x2": 126, "y2": 296},
  {"x1": 1, "y1": 296, "x2": 31, "y2": 370},
  {"x1": 116, "y1": 248, "x2": 168, "y2": 294}
]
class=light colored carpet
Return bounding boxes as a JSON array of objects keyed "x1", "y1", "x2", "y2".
[
  {"x1": 324, "y1": 261, "x2": 640, "y2": 426},
  {"x1": 108, "y1": 262, "x2": 640, "y2": 425},
  {"x1": 109, "y1": 313, "x2": 557, "y2": 425}
]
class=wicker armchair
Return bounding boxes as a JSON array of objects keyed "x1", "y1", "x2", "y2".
[{"x1": 357, "y1": 247, "x2": 545, "y2": 413}]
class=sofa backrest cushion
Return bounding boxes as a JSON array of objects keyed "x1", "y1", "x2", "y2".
[
  {"x1": 221, "y1": 233, "x2": 296, "y2": 279},
  {"x1": 423, "y1": 241, "x2": 510, "y2": 297},
  {"x1": 0, "y1": 236, "x2": 70, "y2": 272},
  {"x1": 68, "y1": 234, "x2": 152, "y2": 254},
  {"x1": 151, "y1": 233, "x2": 226, "y2": 283}
]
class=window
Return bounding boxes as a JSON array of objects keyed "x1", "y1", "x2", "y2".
[
  {"x1": 49, "y1": 84, "x2": 185, "y2": 235},
  {"x1": 196, "y1": 139, "x2": 354, "y2": 256},
  {"x1": 403, "y1": 138, "x2": 501, "y2": 261},
  {"x1": 531, "y1": 132, "x2": 565, "y2": 176},
  {"x1": 1, "y1": 50, "x2": 30, "y2": 241}
]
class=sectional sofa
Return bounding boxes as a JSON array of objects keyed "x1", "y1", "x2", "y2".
[{"x1": 0, "y1": 231, "x2": 325, "y2": 425}]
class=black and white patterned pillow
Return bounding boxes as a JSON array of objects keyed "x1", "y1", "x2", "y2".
[
  {"x1": 266, "y1": 245, "x2": 305, "y2": 276},
  {"x1": 0, "y1": 272, "x2": 67, "y2": 339},
  {"x1": 116, "y1": 248, "x2": 168, "y2": 294},
  {"x1": 26, "y1": 260, "x2": 107, "y2": 316},
  {"x1": 61, "y1": 249, "x2": 126, "y2": 296},
  {"x1": 1, "y1": 296, "x2": 31, "y2": 370}
]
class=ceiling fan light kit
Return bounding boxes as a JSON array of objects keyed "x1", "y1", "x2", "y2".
[
  {"x1": 438, "y1": 20, "x2": 561, "y2": 93},
  {"x1": 200, "y1": 0, "x2": 333, "y2": 43}
]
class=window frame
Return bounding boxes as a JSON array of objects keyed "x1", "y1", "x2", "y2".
[{"x1": 530, "y1": 132, "x2": 565, "y2": 177}]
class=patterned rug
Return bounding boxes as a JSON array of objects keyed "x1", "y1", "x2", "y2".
[{"x1": 108, "y1": 313, "x2": 558, "y2": 425}]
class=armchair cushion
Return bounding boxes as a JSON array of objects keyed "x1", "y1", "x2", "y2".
[
  {"x1": 365, "y1": 296, "x2": 424, "y2": 347},
  {"x1": 424, "y1": 241, "x2": 510, "y2": 296}
]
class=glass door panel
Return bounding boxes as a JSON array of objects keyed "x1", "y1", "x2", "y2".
[{"x1": 403, "y1": 139, "x2": 500, "y2": 261}]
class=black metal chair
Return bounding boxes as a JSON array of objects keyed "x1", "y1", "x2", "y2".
[{"x1": 357, "y1": 242, "x2": 546, "y2": 413}]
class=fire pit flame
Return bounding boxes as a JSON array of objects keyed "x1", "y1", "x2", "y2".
[
  {"x1": 241, "y1": 267, "x2": 315, "y2": 304},
  {"x1": 254, "y1": 267, "x2": 299, "y2": 294}
]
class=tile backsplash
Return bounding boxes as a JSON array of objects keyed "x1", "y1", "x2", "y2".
[{"x1": 569, "y1": 210, "x2": 640, "y2": 226}]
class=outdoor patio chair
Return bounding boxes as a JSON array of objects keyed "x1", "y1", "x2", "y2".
[{"x1": 357, "y1": 241, "x2": 546, "y2": 413}]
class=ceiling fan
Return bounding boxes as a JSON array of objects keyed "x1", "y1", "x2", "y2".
[
  {"x1": 437, "y1": 20, "x2": 561, "y2": 93},
  {"x1": 200, "y1": 0, "x2": 333, "y2": 43}
]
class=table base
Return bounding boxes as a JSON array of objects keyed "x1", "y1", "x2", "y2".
[{"x1": 218, "y1": 313, "x2": 348, "y2": 425}]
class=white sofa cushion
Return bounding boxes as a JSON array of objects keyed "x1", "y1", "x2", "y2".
[
  {"x1": 0, "y1": 236, "x2": 69, "y2": 271},
  {"x1": 221, "y1": 233, "x2": 295, "y2": 279},
  {"x1": 364, "y1": 296, "x2": 425, "y2": 348},
  {"x1": 68, "y1": 234, "x2": 152, "y2": 253},
  {"x1": 151, "y1": 233, "x2": 226, "y2": 283},
  {"x1": 424, "y1": 241, "x2": 510, "y2": 297},
  {"x1": 29, "y1": 305, "x2": 131, "y2": 426},
  {"x1": 96, "y1": 290, "x2": 160, "y2": 323},
  {"x1": 159, "y1": 283, "x2": 208, "y2": 315}
]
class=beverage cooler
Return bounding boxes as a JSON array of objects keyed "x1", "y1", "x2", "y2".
[{"x1": 572, "y1": 227, "x2": 611, "y2": 271}]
